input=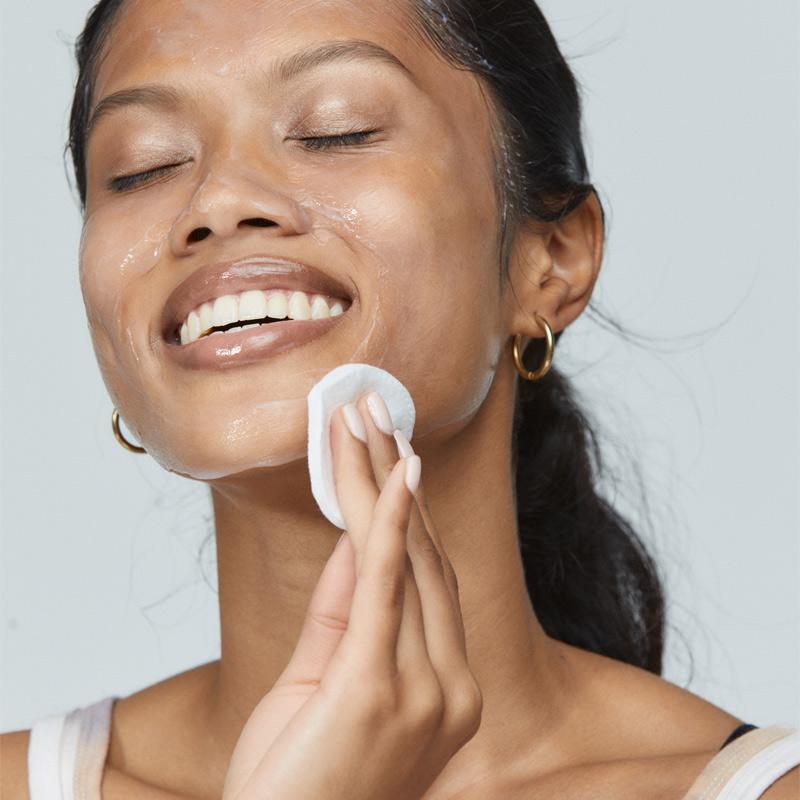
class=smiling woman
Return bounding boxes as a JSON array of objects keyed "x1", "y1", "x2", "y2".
[{"x1": 1, "y1": 0, "x2": 798, "y2": 799}]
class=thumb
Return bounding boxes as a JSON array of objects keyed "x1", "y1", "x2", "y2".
[{"x1": 274, "y1": 532, "x2": 356, "y2": 688}]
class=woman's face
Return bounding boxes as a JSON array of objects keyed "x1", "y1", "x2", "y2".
[{"x1": 80, "y1": 0, "x2": 508, "y2": 480}]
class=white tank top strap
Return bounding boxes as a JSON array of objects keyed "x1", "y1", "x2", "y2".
[
  {"x1": 27, "y1": 696, "x2": 117, "y2": 800},
  {"x1": 682, "y1": 724, "x2": 800, "y2": 800}
]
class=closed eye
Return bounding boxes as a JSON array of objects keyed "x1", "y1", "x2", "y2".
[
  {"x1": 107, "y1": 162, "x2": 186, "y2": 193},
  {"x1": 106, "y1": 130, "x2": 381, "y2": 193},
  {"x1": 296, "y1": 129, "x2": 381, "y2": 151}
]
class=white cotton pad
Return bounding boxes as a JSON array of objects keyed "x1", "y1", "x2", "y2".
[{"x1": 307, "y1": 364, "x2": 416, "y2": 529}]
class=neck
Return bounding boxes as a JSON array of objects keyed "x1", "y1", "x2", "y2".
[{"x1": 201, "y1": 374, "x2": 578, "y2": 795}]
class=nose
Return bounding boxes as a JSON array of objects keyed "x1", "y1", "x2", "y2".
[{"x1": 167, "y1": 165, "x2": 312, "y2": 256}]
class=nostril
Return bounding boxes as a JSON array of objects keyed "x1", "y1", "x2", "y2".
[
  {"x1": 187, "y1": 227, "x2": 212, "y2": 243},
  {"x1": 240, "y1": 218, "x2": 278, "y2": 228}
]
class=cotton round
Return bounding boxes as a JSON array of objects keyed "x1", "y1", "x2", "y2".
[{"x1": 307, "y1": 364, "x2": 416, "y2": 529}]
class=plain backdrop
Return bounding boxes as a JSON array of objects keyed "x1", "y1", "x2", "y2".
[{"x1": 1, "y1": 1, "x2": 798, "y2": 733}]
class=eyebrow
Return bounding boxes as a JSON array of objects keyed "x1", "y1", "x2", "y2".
[{"x1": 86, "y1": 39, "x2": 416, "y2": 138}]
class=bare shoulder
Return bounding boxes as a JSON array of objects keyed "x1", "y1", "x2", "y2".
[
  {"x1": 507, "y1": 641, "x2": 759, "y2": 799},
  {"x1": 0, "y1": 663, "x2": 217, "y2": 800},
  {"x1": 555, "y1": 641, "x2": 747, "y2": 759},
  {"x1": 0, "y1": 729, "x2": 31, "y2": 800},
  {"x1": 762, "y1": 766, "x2": 800, "y2": 798}
]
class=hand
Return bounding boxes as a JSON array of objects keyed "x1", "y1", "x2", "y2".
[{"x1": 222, "y1": 391, "x2": 483, "y2": 800}]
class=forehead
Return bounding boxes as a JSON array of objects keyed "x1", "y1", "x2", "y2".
[{"x1": 94, "y1": 0, "x2": 437, "y2": 100}]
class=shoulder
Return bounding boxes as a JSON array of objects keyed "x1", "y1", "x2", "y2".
[
  {"x1": 534, "y1": 642, "x2": 799, "y2": 799},
  {"x1": 0, "y1": 729, "x2": 31, "y2": 800},
  {"x1": 555, "y1": 642, "x2": 746, "y2": 759},
  {"x1": 587, "y1": 754, "x2": 800, "y2": 800},
  {"x1": 509, "y1": 642, "x2": 752, "y2": 798},
  {"x1": 761, "y1": 766, "x2": 800, "y2": 798},
  {"x1": 519, "y1": 750, "x2": 722, "y2": 800},
  {"x1": 517, "y1": 745, "x2": 798, "y2": 800}
]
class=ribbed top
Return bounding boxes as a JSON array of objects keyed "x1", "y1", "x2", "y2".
[
  {"x1": 27, "y1": 696, "x2": 117, "y2": 800},
  {"x1": 682, "y1": 725, "x2": 799, "y2": 799}
]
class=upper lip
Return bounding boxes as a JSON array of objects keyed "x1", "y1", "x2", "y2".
[{"x1": 160, "y1": 255, "x2": 355, "y2": 343}]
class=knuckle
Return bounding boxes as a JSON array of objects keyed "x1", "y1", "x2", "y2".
[
  {"x1": 413, "y1": 529, "x2": 444, "y2": 571},
  {"x1": 448, "y1": 674, "x2": 484, "y2": 729},
  {"x1": 451, "y1": 710, "x2": 482, "y2": 749},
  {"x1": 383, "y1": 571, "x2": 406, "y2": 612},
  {"x1": 356, "y1": 678, "x2": 399, "y2": 723},
  {"x1": 444, "y1": 559, "x2": 460, "y2": 595},
  {"x1": 307, "y1": 609, "x2": 348, "y2": 634},
  {"x1": 407, "y1": 677, "x2": 446, "y2": 729},
  {"x1": 367, "y1": 562, "x2": 405, "y2": 612},
  {"x1": 384, "y1": 501, "x2": 409, "y2": 531}
]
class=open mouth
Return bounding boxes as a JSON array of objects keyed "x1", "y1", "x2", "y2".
[{"x1": 171, "y1": 288, "x2": 350, "y2": 346}]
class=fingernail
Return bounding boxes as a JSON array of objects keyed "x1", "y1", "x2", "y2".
[
  {"x1": 393, "y1": 429, "x2": 414, "y2": 458},
  {"x1": 404, "y1": 455, "x2": 421, "y2": 493},
  {"x1": 342, "y1": 403, "x2": 368, "y2": 443},
  {"x1": 366, "y1": 391, "x2": 393, "y2": 435}
]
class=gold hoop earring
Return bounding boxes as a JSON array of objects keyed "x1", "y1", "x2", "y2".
[
  {"x1": 512, "y1": 311, "x2": 554, "y2": 381},
  {"x1": 111, "y1": 408, "x2": 147, "y2": 454}
]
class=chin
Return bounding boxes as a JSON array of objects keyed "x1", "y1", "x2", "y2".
[{"x1": 139, "y1": 412, "x2": 310, "y2": 482}]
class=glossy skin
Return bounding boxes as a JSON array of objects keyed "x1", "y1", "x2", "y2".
[
  {"x1": 79, "y1": 0, "x2": 507, "y2": 480},
  {"x1": 4, "y1": 0, "x2": 798, "y2": 798}
]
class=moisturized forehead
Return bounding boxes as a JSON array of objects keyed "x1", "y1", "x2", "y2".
[{"x1": 92, "y1": 0, "x2": 477, "y2": 114}]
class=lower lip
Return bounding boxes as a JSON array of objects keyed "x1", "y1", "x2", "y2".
[{"x1": 161, "y1": 314, "x2": 347, "y2": 369}]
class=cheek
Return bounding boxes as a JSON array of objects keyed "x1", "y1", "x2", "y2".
[
  {"x1": 78, "y1": 204, "x2": 172, "y2": 398},
  {"x1": 302, "y1": 145, "x2": 503, "y2": 431},
  {"x1": 306, "y1": 135, "x2": 498, "y2": 300},
  {"x1": 79, "y1": 204, "x2": 170, "y2": 320}
]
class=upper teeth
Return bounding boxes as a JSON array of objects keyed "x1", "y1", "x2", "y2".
[{"x1": 179, "y1": 289, "x2": 346, "y2": 344}]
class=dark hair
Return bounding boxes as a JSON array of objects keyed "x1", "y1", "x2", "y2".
[{"x1": 67, "y1": 0, "x2": 665, "y2": 672}]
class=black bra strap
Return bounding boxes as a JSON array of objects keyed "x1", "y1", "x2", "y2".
[{"x1": 719, "y1": 723, "x2": 759, "y2": 750}]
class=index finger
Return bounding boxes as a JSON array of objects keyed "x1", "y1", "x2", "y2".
[{"x1": 329, "y1": 399, "x2": 379, "y2": 570}]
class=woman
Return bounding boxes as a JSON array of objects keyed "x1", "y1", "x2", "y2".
[{"x1": 2, "y1": 0, "x2": 798, "y2": 797}]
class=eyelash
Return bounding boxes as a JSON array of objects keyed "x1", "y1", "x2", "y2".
[
  {"x1": 107, "y1": 130, "x2": 380, "y2": 193},
  {"x1": 298, "y1": 128, "x2": 380, "y2": 151},
  {"x1": 108, "y1": 164, "x2": 180, "y2": 193}
]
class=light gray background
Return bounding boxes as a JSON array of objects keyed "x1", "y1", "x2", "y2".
[{"x1": 1, "y1": 1, "x2": 798, "y2": 732}]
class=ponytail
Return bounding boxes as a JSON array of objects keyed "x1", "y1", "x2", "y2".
[{"x1": 513, "y1": 353, "x2": 665, "y2": 672}]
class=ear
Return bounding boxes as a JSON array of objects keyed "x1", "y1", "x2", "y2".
[{"x1": 505, "y1": 191, "x2": 604, "y2": 348}]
